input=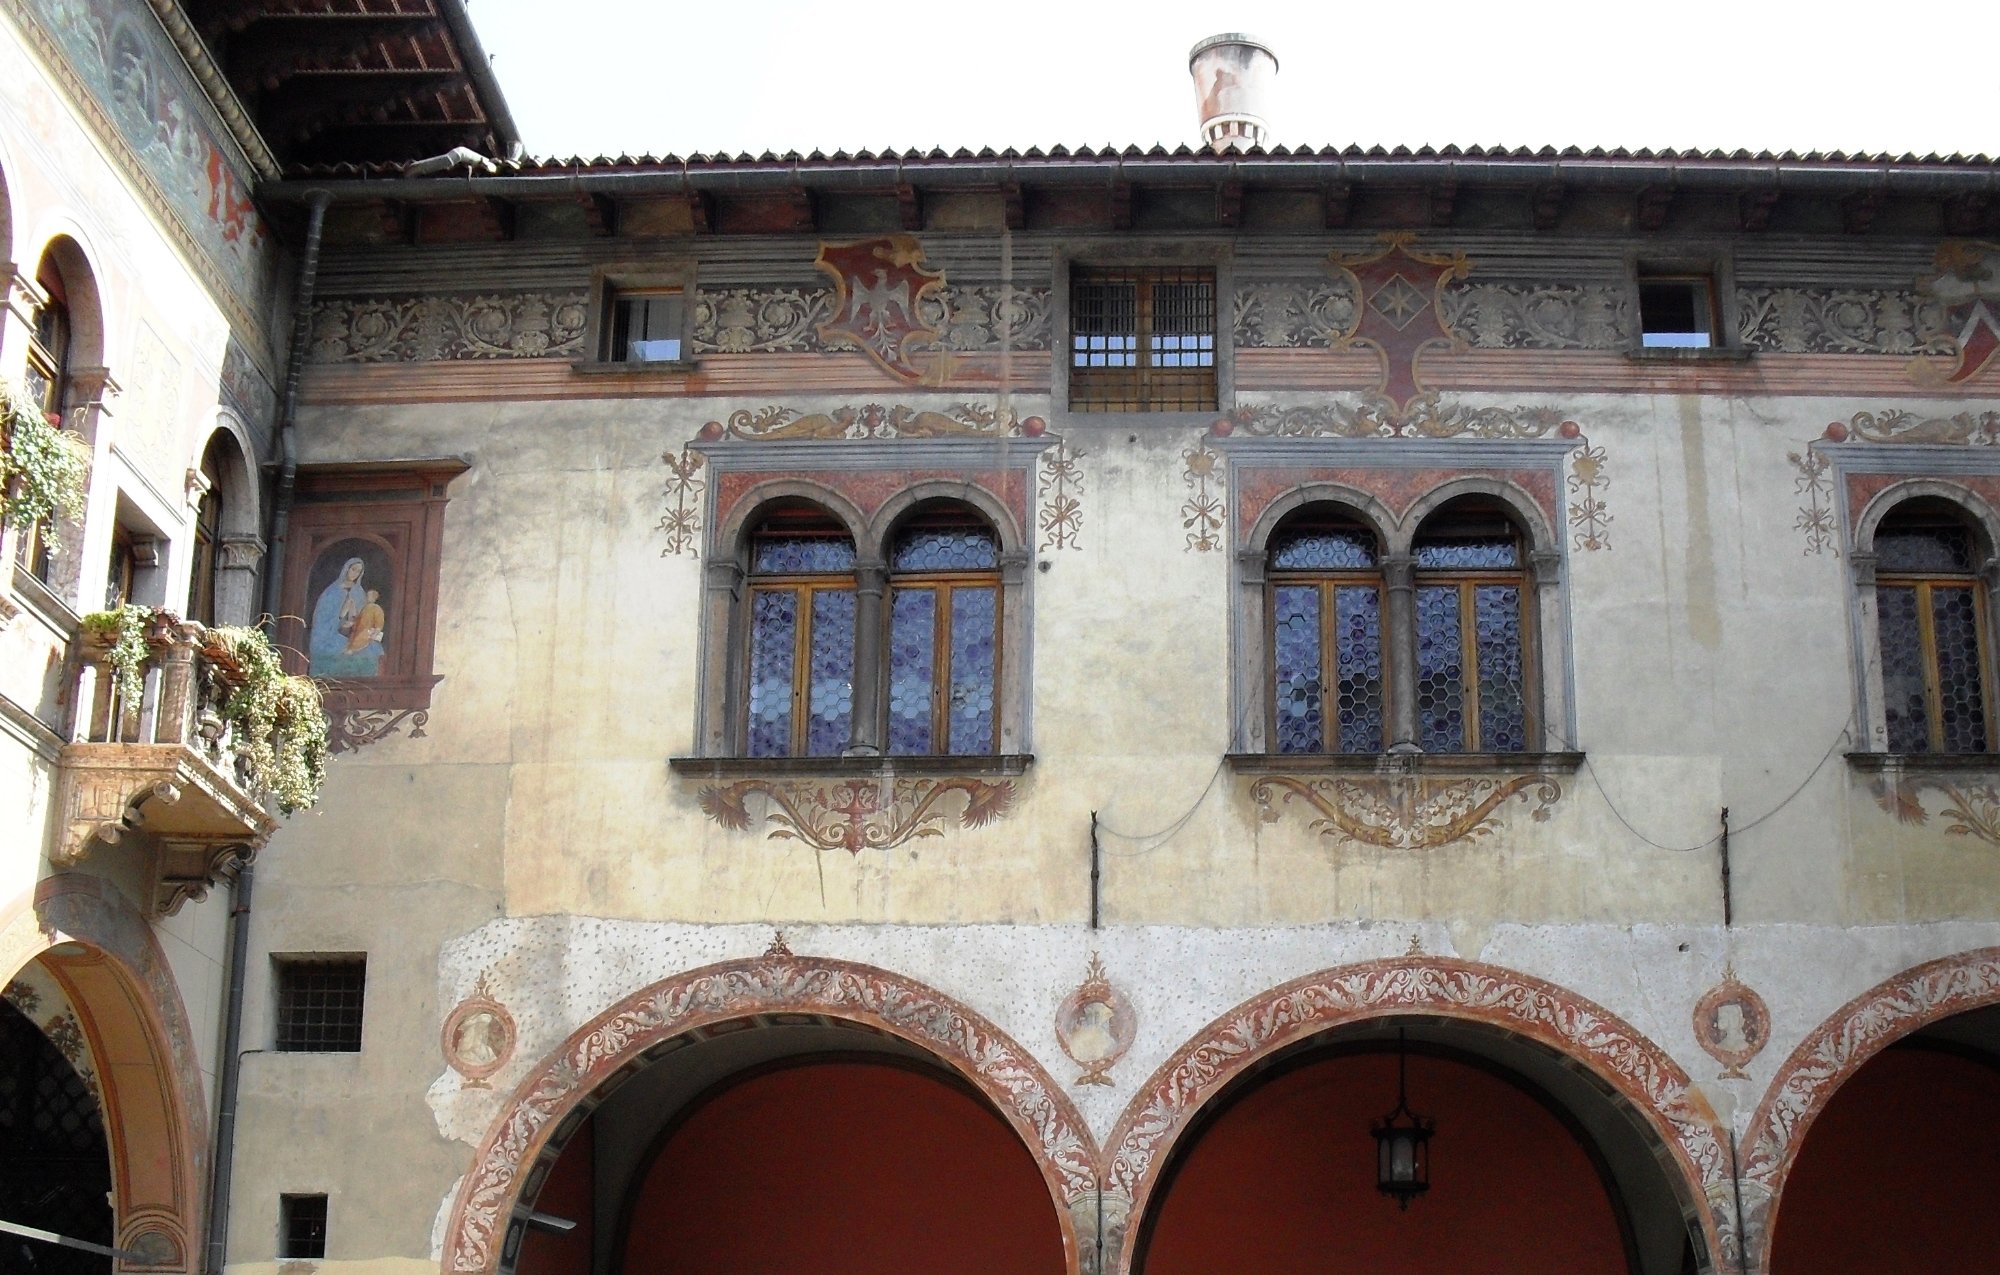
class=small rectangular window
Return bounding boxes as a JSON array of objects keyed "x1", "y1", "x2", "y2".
[
  {"x1": 280, "y1": 1194, "x2": 328, "y2": 1260},
  {"x1": 1638, "y1": 276, "x2": 1716, "y2": 348},
  {"x1": 609, "y1": 289, "x2": 684, "y2": 363},
  {"x1": 275, "y1": 957, "x2": 366, "y2": 1053},
  {"x1": 1070, "y1": 267, "x2": 1217, "y2": 411}
]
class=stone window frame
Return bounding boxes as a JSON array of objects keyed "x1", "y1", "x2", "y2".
[
  {"x1": 574, "y1": 260, "x2": 698, "y2": 374},
  {"x1": 694, "y1": 479, "x2": 1031, "y2": 759},
  {"x1": 1051, "y1": 240, "x2": 1234, "y2": 420},
  {"x1": 1849, "y1": 480, "x2": 2000, "y2": 756},
  {"x1": 1624, "y1": 244, "x2": 1749, "y2": 361},
  {"x1": 1232, "y1": 474, "x2": 1571, "y2": 758}
]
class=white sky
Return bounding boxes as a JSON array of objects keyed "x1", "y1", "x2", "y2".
[{"x1": 463, "y1": 0, "x2": 1998, "y2": 161}]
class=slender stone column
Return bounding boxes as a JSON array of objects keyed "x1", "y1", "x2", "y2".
[
  {"x1": 1383, "y1": 552, "x2": 1419, "y2": 752},
  {"x1": 847, "y1": 558, "x2": 888, "y2": 755}
]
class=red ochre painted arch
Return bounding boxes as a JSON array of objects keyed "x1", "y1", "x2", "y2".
[
  {"x1": 439, "y1": 955, "x2": 1094, "y2": 1275},
  {"x1": 1101, "y1": 956, "x2": 1729, "y2": 1275},
  {"x1": 0, "y1": 873, "x2": 210, "y2": 1272},
  {"x1": 1742, "y1": 945, "x2": 2000, "y2": 1273}
]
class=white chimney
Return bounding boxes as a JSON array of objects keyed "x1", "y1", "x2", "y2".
[{"x1": 1189, "y1": 33, "x2": 1278, "y2": 153}]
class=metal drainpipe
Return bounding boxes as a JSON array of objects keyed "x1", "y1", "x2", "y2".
[
  {"x1": 202, "y1": 863, "x2": 254, "y2": 1275},
  {"x1": 205, "y1": 188, "x2": 331, "y2": 1275},
  {"x1": 260, "y1": 188, "x2": 332, "y2": 626}
]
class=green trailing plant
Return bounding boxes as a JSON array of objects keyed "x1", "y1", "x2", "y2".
[
  {"x1": 1, "y1": 378, "x2": 89, "y2": 548},
  {"x1": 79, "y1": 603, "x2": 152, "y2": 707},
  {"x1": 205, "y1": 623, "x2": 328, "y2": 814},
  {"x1": 75, "y1": 609, "x2": 329, "y2": 814}
]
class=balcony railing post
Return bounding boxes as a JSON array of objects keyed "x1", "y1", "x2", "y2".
[{"x1": 154, "y1": 629, "x2": 198, "y2": 747}]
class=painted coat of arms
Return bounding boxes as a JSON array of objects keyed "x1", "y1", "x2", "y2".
[{"x1": 815, "y1": 234, "x2": 952, "y2": 383}]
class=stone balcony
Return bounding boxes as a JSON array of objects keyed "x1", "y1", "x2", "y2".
[{"x1": 53, "y1": 614, "x2": 279, "y2": 914}]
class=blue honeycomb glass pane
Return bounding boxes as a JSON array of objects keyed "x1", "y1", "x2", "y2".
[
  {"x1": 805, "y1": 589, "x2": 855, "y2": 756},
  {"x1": 948, "y1": 587, "x2": 999, "y2": 754},
  {"x1": 1416, "y1": 584, "x2": 1465, "y2": 752},
  {"x1": 1333, "y1": 585, "x2": 1383, "y2": 753},
  {"x1": 746, "y1": 590, "x2": 797, "y2": 756},
  {"x1": 753, "y1": 535, "x2": 857, "y2": 574},
  {"x1": 1877, "y1": 526, "x2": 1973, "y2": 573},
  {"x1": 1878, "y1": 586, "x2": 1928, "y2": 752},
  {"x1": 1272, "y1": 585, "x2": 1323, "y2": 753},
  {"x1": 1475, "y1": 584, "x2": 1527, "y2": 751},
  {"x1": 1271, "y1": 528, "x2": 1376, "y2": 570},
  {"x1": 1931, "y1": 585, "x2": 1989, "y2": 752},
  {"x1": 1414, "y1": 536, "x2": 1517, "y2": 569},
  {"x1": 893, "y1": 526, "x2": 999, "y2": 572},
  {"x1": 887, "y1": 589, "x2": 937, "y2": 755}
]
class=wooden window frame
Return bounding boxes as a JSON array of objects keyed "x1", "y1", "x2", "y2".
[
  {"x1": 1068, "y1": 266, "x2": 1218, "y2": 412},
  {"x1": 1412, "y1": 563, "x2": 1539, "y2": 753},
  {"x1": 743, "y1": 574, "x2": 858, "y2": 758},
  {"x1": 1267, "y1": 547, "x2": 1386, "y2": 756},
  {"x1": 1877, "y1": 554, "x2": 1996, "y2": 754},
  {"x1": 887, "y1": 567, "x2": 1004, "y2": 757}
]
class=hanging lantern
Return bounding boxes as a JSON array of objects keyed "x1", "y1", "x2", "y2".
[{"x1": 1372, "y1": 1028, "x2": 1433, "y2": 1209}]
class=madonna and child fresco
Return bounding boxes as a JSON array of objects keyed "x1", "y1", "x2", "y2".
[{"x1": 307, "y1": 543, "x2": 392, "y2": 677}]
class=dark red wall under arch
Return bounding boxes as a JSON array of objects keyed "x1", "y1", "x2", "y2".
[
  {"x1": 1141, "y1": 1050, "x2": 1629, "y2": 1275},
  {"x1": 620, "y1": 1059, "x2": 1065, "y2": 1275},
  {"x1": 1770, "y1": 1045, "x2": 2000, "y2": 1273}
]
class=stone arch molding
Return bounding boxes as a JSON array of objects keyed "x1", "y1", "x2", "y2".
[
  {"x1": 1740, "y1": 946, "x2": 2000, "y2": 1272},
  {"x1": 0, "y1": 874, "x2": 209, "y2": 1272},
  {"x1": 439, "y1": 954, "x2": 1096, "y2": 1275},
  {"x1": 1101, "y1": 956, "x2": 1731, "y2": 1274}
]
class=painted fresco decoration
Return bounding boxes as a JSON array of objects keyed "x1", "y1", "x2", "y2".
[
  {"x1": 312, "y1": 293, "x2": 590, "y2": 362},
  {"x1": 1789, "y1": 409, "x2": 2000, "y2": 556},
  {"x1": 1180, "y1": 443, "x2": 1226, "y2": 552},
  {"x1": 1037, "y1": 438, "x2": 1086, "y2": 552},
  {"x1": 1872, "y1": 774, "x2": 2000, "y2": 846},
  {"x1": 2, "y1": 967, "x2": 98, "y2": 1098},
  {"x1": 697, "y1": 401, "x2": 1025, "y2": 442},
  {"x1": 693, "y1": 283, "x2": 1050, "y2": 356},
  {"x1": 1909, "y1": 240, "x2": 2000, "y2": 385},
  {"x1": 306, "y1": 542, "x2": 392, "y2": 678},
  {"x1": 1055, "y1": 954, "x2": 1134, "y2": 1086},
  {"x1": 815, "y1": 235, "x2": 955, "y2": 383},
  {"x1": 695, "y1": 776, "x2": 1017, "y2": 853},
  {"x1": 277, "y1": 466, "x2": 462, "y2": 753},
  {"x1": 657, "y1": 446, "x2": 706, "y2": 558},
  {"x1": 3, "y1": 0, "x2": 275, "y2": 329},
  {"x1": 1739, "y1": 285, "x2": 1951, "y2": 356},
  {"x1": 441, "y1": 974, "x2": 516, "y2": 1089},
  {"x1": 1249, "y1": 773, "x2": 1563, "y2": 850},
  {"x1": 1326, "y1": 233, "x2": 1473, "y2": 421},
  {"x1": 1236, "y1": 278, "x2": 1628, "y2": 351},
  {"x1": 1693, "y1": 968, "x2": 1770, "y2": 1079}
]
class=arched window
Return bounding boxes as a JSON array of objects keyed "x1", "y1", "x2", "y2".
[
  {"x1": 187, "y1": 440, "x2": 224, "y2": 624},
  {"x1": 1874, "y1": 500, "x2": 1993, "y2": 753},
  {"x1": 20, "y1": 254, "x2": 72, "y2": 583},
  {"x1": 887, "y1": 508, "x2": 1002, "y2": 755},
  {"x1": 743, "y1": 504, "x2": 857, "y2": 757},
  {"x1": 1412, "y1": 502, "x2": 1534, "y2": 753},
  {"x1": 1267, "y1": 509, "x2": 1384, "y2": 753}
]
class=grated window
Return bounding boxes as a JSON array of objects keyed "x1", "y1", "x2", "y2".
[
  {"x1": 281, "y1": 1194, "x2": 328, "y2": 1260},
  {"x1": 1070, "y1": 267, "x2": 1217, "y2": 411},
  {"x1": 275, "y1": 957, "x2": 366, "y2": 1053},
  {"x1": 1875, "y1": 506, "x2": 1993, "y2": 753}
]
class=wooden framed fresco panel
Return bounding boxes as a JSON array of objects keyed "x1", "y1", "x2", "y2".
[{"x1": 275, "y1": 461, "x2": 466, "y2": 751}]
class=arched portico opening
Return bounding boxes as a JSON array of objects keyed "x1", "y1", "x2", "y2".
[
  {"x1": 1105, "y1": 959, "x2": 1727, "y2": 1275},
  {"x1": 0, "y1": 876, "x2": 208, "y2": 1273},
  {"x1": 1132, "y1": 1021, "x2": 1691, "y2": 1275},
  {"x1": 1746, "y1": 947, "x2": 2000, "y2": 1272},
  {"x1": 442, "y1": 955, "x2": 1092, "y2": 1275}
]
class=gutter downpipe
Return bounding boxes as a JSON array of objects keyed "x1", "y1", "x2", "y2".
[{"x1": 204, "y1": 188, "x2": 330, "y2": 1275}]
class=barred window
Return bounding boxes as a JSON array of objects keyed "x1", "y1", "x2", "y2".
[
  {"x1": 744, "y1": 506, "x2": 858, "y2": 757},
  {"x1": 1413, "y1": 506, "x2": 1532, "y2": 753},
  {"x1": 281, "y1": 1194, "x2": 329, "y2": 1260},
  {"x1": 1070, "y1": 267, "x2": 1217, "y2": 412},
  {"x1": 887, "y1": 509, "x2": 1001, "y2": 755},
  {"x1": 1876, "y1": 503, "x2": 1993, "y2": 753},
  {"x1": 275, "y1": 957, "x2": 366, "y2": 1053},
  {"x1": 1268, "y1": 512, "x2": 1384, "y2": 753}
]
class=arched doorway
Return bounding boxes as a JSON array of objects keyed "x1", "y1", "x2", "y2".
[
  {"x1": 1133, "y1": 1021, "x2": 1697, "y2": 1275},
  {"x1": 514, "y1": 1025, "x2": 1065, "y2": 1275},
  {"x1": 1, "y1": 963, "x2": 113, "y2": 1274},
  {"x1": 445, "y1": 956, "x2": 1090, "y2": 1275},
  {"x1": 1766, "y1": 1003, "x2": 2000, "y2": 1272}
]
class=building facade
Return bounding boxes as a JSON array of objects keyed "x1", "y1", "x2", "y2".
[{"x1": 3, "y1": 7, "x2": 1999, "y2": 1275}]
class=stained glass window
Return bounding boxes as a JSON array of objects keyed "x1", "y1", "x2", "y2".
[
  {"x1": 1412, "y1": 507, "x2": 1530, "y2": 752},
  {"x1": 1269, "y1": 512, "x2": 1383, "y2": 753},
  {"x1": 888, "y1": 511, "x2": 1001, "y2": 755},
  {"x1": 1875, "y1": 505, "x2": 1992, "y2": 753},
  {"x1": 745, "y1": 508, "x2": 857, "y2": 756}
]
